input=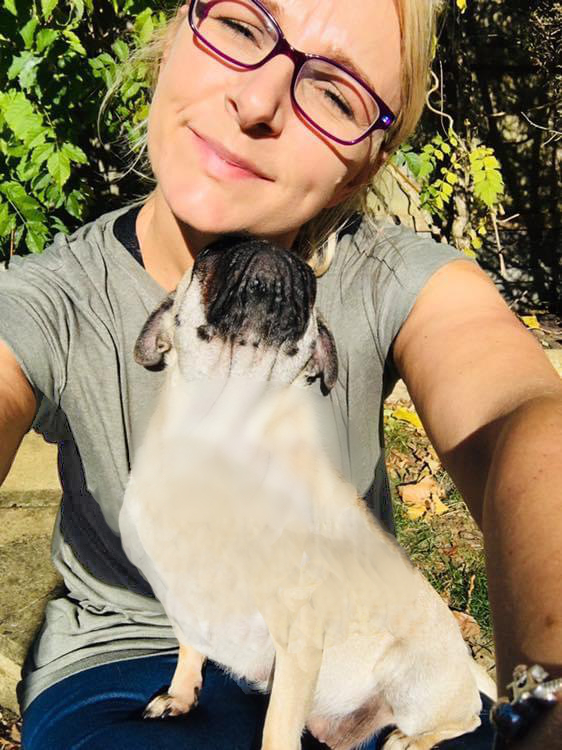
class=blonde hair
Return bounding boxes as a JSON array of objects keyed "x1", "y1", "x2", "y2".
[{"x1": 104, "y1": 1, "x2": 440, "y2": 274}]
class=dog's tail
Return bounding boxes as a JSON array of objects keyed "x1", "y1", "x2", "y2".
[{"x1": 469, "y1": 659, "x2": 497, "y2": 700}]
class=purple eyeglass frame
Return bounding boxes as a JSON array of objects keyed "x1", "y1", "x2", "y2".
[{"x1": 187, "y1": 0, "x2": 396, "y2": 146}]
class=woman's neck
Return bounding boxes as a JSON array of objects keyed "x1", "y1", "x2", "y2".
[
  {"x1": 135, "y1": 188, "x2": 219, "y2": 293},
  {"x1": 136, "y1": 187, "x2": 301, "y2": 293}
]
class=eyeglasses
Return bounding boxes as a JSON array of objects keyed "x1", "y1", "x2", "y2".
[{"x1": 188, "y1": 0, "x2": 396, "y2": 146}]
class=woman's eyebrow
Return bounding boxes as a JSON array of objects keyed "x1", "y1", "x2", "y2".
[{"x1": 258, "y1": 0, "x2": 380, "y2": 94}]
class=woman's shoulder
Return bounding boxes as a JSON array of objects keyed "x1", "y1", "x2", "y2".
[
  {"x1": 338, "y1": 213, "x2": 467, "y2": 267},
  {"x1": 4, "y1": 204, "x2": 141, "y2": 286},
  {"x1": 324, "y1": 212, "x2": 476, "y2": 296}
]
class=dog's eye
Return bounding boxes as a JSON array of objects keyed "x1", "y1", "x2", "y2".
[{"x1": 286, "y1": 345, "x2": 299, "y2": 357}]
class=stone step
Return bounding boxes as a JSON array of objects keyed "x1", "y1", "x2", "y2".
[{"x1": 0, "y1": 433, "x2": 62, "y2": 714}]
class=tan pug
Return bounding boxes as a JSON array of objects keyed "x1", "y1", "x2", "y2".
[{"x1": 119, "y1": 236, "x2": 496, "y2": 750}]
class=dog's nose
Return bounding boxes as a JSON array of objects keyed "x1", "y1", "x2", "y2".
[
  {"x1": 197, "y1": 237, "x2": 316, "y2": 346},
  {"x1": 246, "y1": 271, "x2": 283, "y2": 303}
]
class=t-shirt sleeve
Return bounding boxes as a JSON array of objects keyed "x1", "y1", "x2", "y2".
[
  {"x1": 369, "y1": 223, "x2": 479, "y2": 373},
  {"x1": 0, "y1": 235, "x2": 72, "y2": 420}
]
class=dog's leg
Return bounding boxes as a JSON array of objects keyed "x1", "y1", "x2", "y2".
[
  {"x1": 143, "y1": 643, "x2": 207, "y2": 719},
  {"x1": 260, "y1": 643, "x2": 322, "y2": 750}
]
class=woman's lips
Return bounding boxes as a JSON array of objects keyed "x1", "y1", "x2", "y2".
[{"x1": 190, "y1": 129, "x2": 272, "y2": 181}]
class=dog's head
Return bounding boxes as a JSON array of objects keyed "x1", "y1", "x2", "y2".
[{"x1": 134, "y1": 236, "x2": 338, "y2": 394}]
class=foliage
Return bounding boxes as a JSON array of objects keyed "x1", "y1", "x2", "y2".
[
  {"x1": 0, "y1": 0, "x2": 529, "y2": 278},
  {"x1": 393, "y1": 130, "x2": 504, "y2": 256},
  {"x1": 0, "y1": 0, "x2": 170, "y2": 258}
]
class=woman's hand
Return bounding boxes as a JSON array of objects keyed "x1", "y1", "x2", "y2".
[{"x1": 512, "y1": 702, "x2": 562, "y2": 750}]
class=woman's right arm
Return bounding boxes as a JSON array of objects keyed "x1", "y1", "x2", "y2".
[{"x1": 0, "y1": 340, "x2": 37, "y2": 485}]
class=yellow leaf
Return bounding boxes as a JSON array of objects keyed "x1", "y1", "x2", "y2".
[
  {"x1": 398, "y1": 476, "x2": 448, "y2": 520},
  {"x1": 521, "y1": 315, "x2": 541, "y2": 330},
  {"x1": 456, "y1": 0, "x2": 468, "y2": 12},
  {"x1": 406, "y1": 504, "x2": 426, "y2": 520},
  {"x1": 433, "y1": 497, "x2": 449, "y2": 515},
  {"x1": 392, "y1": 407, "x2": 424, "y2": 432}
]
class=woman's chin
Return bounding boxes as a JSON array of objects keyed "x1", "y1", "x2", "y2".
[{"x1": 161, "y1": 183, "x2": 246, "y2": 236}]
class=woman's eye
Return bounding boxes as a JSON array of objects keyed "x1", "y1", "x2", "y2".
[
  {"x1": 218, "y1": 17, "x2": 259, "y2": 42},
  {"x1": 323, "y1": 88, "x2": 354, "y2": 119}
]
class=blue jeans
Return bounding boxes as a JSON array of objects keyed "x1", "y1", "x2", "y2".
[{"x1": 21, "y1": 654, "x2": 495, "y2": 749}]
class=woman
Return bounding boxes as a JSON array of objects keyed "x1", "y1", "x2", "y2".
[{"x1": 0, "y1": 1, "x2": 560, "y2": 748}]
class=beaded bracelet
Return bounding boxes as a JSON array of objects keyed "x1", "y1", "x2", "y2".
[{"x1": 490, "y1": 664, "x2": 562, "y2": 749}]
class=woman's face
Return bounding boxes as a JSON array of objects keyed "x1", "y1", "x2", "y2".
[{"x1": 147, "y1": 0, "x2": 402, "y2": 247}]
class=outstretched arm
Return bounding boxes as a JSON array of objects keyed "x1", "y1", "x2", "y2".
[
  {"x1": 392, "y1": 260, "x2": 562, "y2": 747},
  {"x1": 0, "y1": 340, "x2": 36, "y2": 485}
]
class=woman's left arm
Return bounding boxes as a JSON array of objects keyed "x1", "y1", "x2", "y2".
[{"x1": 391, "y1": 259, "x2": 562, "y2": 748}]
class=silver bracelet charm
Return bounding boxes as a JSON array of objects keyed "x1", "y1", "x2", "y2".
[{"x1": 491, "y1": 664, "x2": 562, "y2": 748}]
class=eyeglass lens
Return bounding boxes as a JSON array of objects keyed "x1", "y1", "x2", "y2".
[{"x1": 191, "y1": 0, "x2": 380, "y2": 143}]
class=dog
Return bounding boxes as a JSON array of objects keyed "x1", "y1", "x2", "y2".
[{"x1": 119, "y1": 235, "x2": 495, "y2": 750}]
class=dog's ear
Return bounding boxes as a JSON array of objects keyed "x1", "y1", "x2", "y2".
[
  {"x1": 311, "y1": 317, "x2": 338, "y2": 395},
  {"x1": 134, "y1": 292, "x2": 176, "y2": 370}
]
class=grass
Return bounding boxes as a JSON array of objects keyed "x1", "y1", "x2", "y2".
[{"x1": 384, "y1": 409, "x2": 495, "y2": 670}]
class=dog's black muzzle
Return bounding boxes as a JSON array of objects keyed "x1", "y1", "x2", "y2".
[{"x1": 195, "y1": 235, "x2": 317, "y2": 347}]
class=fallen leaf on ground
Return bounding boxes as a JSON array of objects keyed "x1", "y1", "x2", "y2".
[
  {"x1": 8, "y1": 727, "x2": 20, "y2": 743},
  {"x1": 521, "y1": 315, "x2": 541, "y2": 330},
  {"x1": 452, "y1": 611, "x2": 481, "y2": 641},
  {"x1": 391, "y1": 407, "x2": 425, "y2": 433},
  {"x1": 398, "y1": 476, "x2": 448, "y2": 519}
]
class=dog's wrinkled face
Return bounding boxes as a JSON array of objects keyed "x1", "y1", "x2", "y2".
[{"x1": 134, "y1": 236, "x2": 337, "y2": 394}]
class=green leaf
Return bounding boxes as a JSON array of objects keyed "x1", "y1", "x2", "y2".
[
  {"x1": 63, "y1": 29, "x2": 87, "y2": 56},
  {"x1": 26, "y1": 220, "x2": 49, "y2": 253},
  {"x1": 112, "y1": 40, "x2": 129, "y2": 62},
  {"x1": 16, "y1": 156, "x2": 40, "y2": 182},
  {"x1": 0, "y1": 201, "x2": 14, "y2": 237},
  {"x1": 0, "y1": 182, "x2": 43, "y2": 223},
  {"x1": 403, "y1": 150, "x2": 422, "y2": 178},
  {"x1": 1, "y1": 91, "x2": 46, "y2": 147},
  {"x1": 36, "y1": 29, "x2": 59, "y2": 53},
  {"x1": 62, "y1": 29, "x2": 88, "y2": 57},
  {"x1": 47, "y1": 150, "x2": 72, "y2": 189},
  {"x1": 134, "y1": 9, "x2": 155, "y2": 45},
  {"x1": 61, "y1": 142, "x2": 87, "y2": 164},
  {"x1": 20, "y1": 17, "x2": 39, "y2": 48},
  {"x1": 8, "y1": 52, "x2": 41, "y2": 90},
  {"x1": 71, "y1": 0, "x2": 86, "y2": 20},
  {"x1": 4, "y1": 0, "x2": 17, "y2": 16},
  {"x1": 65, "y1": 190, "x2": 83, "y2": 219},
  {"x1": 51, "y1": 216, "x2": 69, "y2": 234},
  {"x1": 33, "y1": 141, "x2": 57, "y2": 165},
  {"x1": 41, "y1": 0, "x2": 59, "y2": 19}
]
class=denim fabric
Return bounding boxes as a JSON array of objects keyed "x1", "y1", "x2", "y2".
[{"x1": 22, "y1": 653, "x2": 495, "y2": 749}]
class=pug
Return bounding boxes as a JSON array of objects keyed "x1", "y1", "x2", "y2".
[{"x1": 119, "y1": 236, "x2": 495, "y2": 750}]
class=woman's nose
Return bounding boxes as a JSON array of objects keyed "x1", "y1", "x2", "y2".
[{"x1": 225, "y1": 56, "x2": 294, "y2": 137}]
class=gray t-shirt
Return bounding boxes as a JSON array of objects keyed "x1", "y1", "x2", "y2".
[{"x1": 0, "y1": 206, "x2": 473, "y2": 712}]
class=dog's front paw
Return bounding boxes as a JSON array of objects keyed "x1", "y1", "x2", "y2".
[
  {"x1": 142, "y1": 684, "x2": 201, "y2": 720},
  {"x1": 382, "y1": 729, "x2": 435, "y2": 750}
]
